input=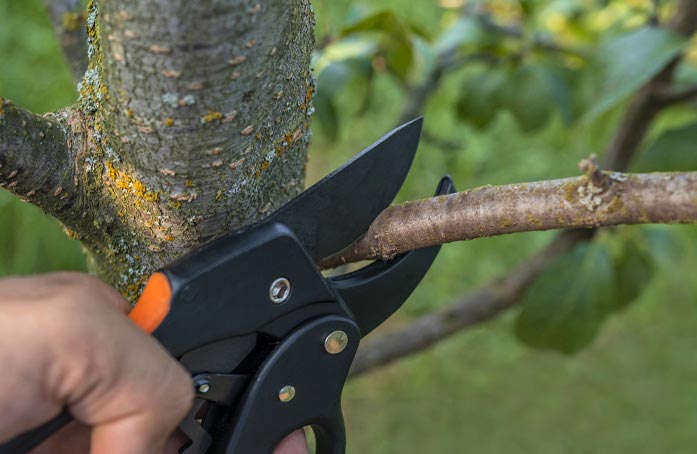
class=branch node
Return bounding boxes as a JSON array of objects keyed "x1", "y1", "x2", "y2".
[{"x1": 578, "y1": 154, "x2": 609, "y2": 189}]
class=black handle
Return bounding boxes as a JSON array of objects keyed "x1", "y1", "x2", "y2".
[
  {"x1": 0, "y1": 410, "x2": 71, "y2": 454},
  {"x1": 219, "y1": 315, "x2": 358, "y2": 454}
]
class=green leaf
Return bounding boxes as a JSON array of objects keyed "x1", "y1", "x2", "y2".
[
  {"x1": 313, "y1": 91, "x2": 340, "y2": 141},
  {"x1": 633, "y1": 123, "x2": 697, "y2": 172},
  {"x1": 455, "y1": 67, "x2": 512, "y2": 130},
  {"x1": 515, "y1": 243, "x2": 616, "y2": 354},
  {"x1": 612, "y1": 235, "x2": 654, "y2": 311},
  {"x1": 341, "y1": 10, "x2": 415, "y2": 82},
  {"x1": 312, "y1": 37, "x2": 378, "y2": 75},
  {"x1": 586, "y1": 26, "x2": 686, "y2": 119},
  {"x1": 433, "y1": 17, "x2": 492, "y2": 54},
  {"x1": 506, "y1": 65, "x2": 556, "y2": 132}
]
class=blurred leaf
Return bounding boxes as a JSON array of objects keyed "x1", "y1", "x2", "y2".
[
  {"x1": 313, "y1": 37, "x2": 378, "y2": 75},
  {"x1": 507, "y1": 65, "x2": 556, "y2": 132},
  {"x1": 633, "y1": 123, "x2": 697, "y2": 172},
  {"x1": 313, "y1": 91, "x2": 340, "y2": 141},
  {"x1": 433, "y1": 17, "x2": 492, "y2": 54},
  {"x1": 515, "y1": 242, "x2": 616, "y2": 354},
  {"x1": 316, "y1": 60, "x2": 352, "y2": 94},
  {"x1": 640, "y1": 226, "x2": 686, "y2": 269},
  {"x1": 341, "y1": 10, "x2": 415, "y2": 82},
  {"x1": 455, "y1": 67, "x2": 512, "y2": 129},
  {"x1": 612, "y1": 235, "x2": 654, "y2": 311},
  {"x1": 586, "y1": 26, "x2": 686, "y2": 119}
]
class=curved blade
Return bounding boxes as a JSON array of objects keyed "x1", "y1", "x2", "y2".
[
  {"x1": 268, "y1": 118, "x2": 423, "y2": 261},
  {"x1": 329, "y1": 176, "x2": 456, "y2": 336}
]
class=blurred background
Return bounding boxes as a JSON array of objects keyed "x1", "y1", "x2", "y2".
[{"x1": 2, "y1": 0, "x2": 697, "y2": 452}]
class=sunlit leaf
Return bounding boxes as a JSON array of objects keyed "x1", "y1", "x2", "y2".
[
  {"x1": 313, "y1": 37, "x2": 378, "y2": 75},
  {"x1": 633, "y1": 123, "x2": 697, "y2": 172},
  {"x1": 515, "y1": 242, "x2": 616, "y2": 354},
  {"x1": 586, "y1": 26, "x2": 686, "y2": 119},
  {"x1": 433, "y1": 17, "x2": 492, "y2": 54}
]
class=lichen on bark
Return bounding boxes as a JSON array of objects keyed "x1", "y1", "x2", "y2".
[{"x1": 4, "y1": 0, "x2": 317, "y2": 300}]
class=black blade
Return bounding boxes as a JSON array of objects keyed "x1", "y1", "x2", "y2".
[
  {"x1": 268, "y1": 118, "x2": 423, "y2": 261},
  {"x1": 329, "y1": 176, "x2": 456, "y2": 336}
]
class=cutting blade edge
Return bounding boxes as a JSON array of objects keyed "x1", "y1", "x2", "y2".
[{"x1": 269, "y1": 117, "x2": 423, "y2": 261}]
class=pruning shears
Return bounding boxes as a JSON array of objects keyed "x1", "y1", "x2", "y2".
[{"x1": 1, "y1": 118, "x2": 454, "y2": 454}]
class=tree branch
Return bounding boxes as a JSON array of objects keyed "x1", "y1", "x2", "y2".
[
  {"x1": 655, "y1": 83, "x2": 697, "y2": 105},
  {"x1": 42, "y1": 0, "x2": 88, "y2": 83},
  {"x1": 348, "y1": 0, "x2": 697, "y2": 376},
  {"x1": 0, "y1": 99, "x2": 79, "y2": 217},
  {"x1": 322, "y1": 171, "x2": 697, "y2": 268},
  {"x1": 349, "y1": 229, "x2": 592, "y2": 377}
]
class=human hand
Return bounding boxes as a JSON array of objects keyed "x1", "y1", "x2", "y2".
[{"x1": 0, "y1": 272, "x2": 307, "y2": 454}]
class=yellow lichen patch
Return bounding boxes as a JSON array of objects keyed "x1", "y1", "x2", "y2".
[
  {"x1": 62, "y1": 11, "x2": 85, "y2": 32},
  {"x1": 500, "y1": 216, "x2": 513, "y2": 228},
  {"x1": 216, "y1": 189, "x2": 223, "y2": 201},
  {"x1": 63, "y1": 227, "x2": 80, "y2": 240},
  {"x1": 606, "y1": 194, "x2": 624, "y2": 214},
  {"x1": 164, "y1": 234, "x2": 175, "y2": 241},
  {"x1": 164, "y1": 117, "x2": 174, "y2": 127},
  {"x1": 563, "y1": 182, "x2": 577, "y2": 203},
  {"x1": 255, "y1": 159, "x2": 270, "y2": 177},
  {"x1": 300, "y1": 83, "x2": 314, "y2": 111},
  {"x1": 104, "y1": 161, "x2": 159, "y2": 207},
  {"x1": 201, "y1": 111, "x2": 223, "y2": 123},
  {"x1": 169, "y1": 200, "x2": 182, "y2": 209},
  {"x1": 185, "y1": 179, "x2": 194, "y2": 188},
  {"x1": 124, "y1": 275, "x2": 149, "y2": 304}
]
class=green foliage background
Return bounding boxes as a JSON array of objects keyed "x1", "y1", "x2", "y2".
[{"x1": 2, "y1": 0, "x2": 697, "y2": 452}]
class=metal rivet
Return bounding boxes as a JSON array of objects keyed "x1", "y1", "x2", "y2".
[
  {"x1": 269, "y1": 277, "x2": 291, "y2": 304},
  {"x1": 324, "y1": 330, "x2": 349, "y2": 354},
  {"x1": 196, "y1": 381, "x2": 211, "y2": 394},
  {"x1": 278, "y1": 385, "x2": 296, "y2": 402}
]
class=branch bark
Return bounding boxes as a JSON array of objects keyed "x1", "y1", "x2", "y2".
[
  {"x1": 322, "y1": 171, "x2": 697, "y2": 268},
  {"x1": 42, "y1": 0, "x2": 88, "y2": 83},
  {"x1": 0, "y1": 99, "x2": 79, "y2": 217}
]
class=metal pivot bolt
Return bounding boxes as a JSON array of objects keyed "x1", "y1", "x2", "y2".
[
  {"x1": 324, "y1": 330, "x2": 349, "y2": 354},
  {"x1": 196, "y1": 380, "x2": 211, "y2": 394},
  {"x1": 278, "y1": 385, "x2": 296, "y2": 402},
  {"x1": 269, "y1": 277, "x2": 291, "y2": 304}
]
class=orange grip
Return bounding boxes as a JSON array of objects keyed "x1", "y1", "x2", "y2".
[{"x1": 129, "y1": 272, "x2": 172, "y2": 333}]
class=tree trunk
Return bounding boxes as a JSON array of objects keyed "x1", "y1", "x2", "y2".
[{"x1": 1, "y1": 0, "x2": 315, "y2": 300}]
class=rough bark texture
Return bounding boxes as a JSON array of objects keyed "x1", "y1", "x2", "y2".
[
  {"x1": 0, "y1": 99, "x2": 78, "y2": 215},
  {"x1": 2, "y1": 0, "x2": 316, "y2": 300},
  {"x1": 322, "y1": 172, "x2": 697, "y2": 268}
]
